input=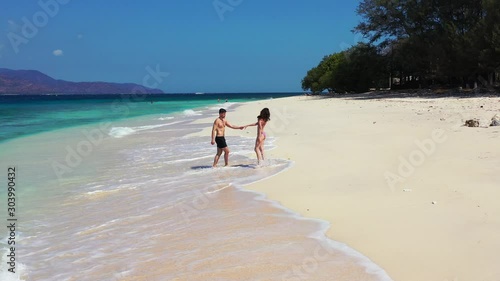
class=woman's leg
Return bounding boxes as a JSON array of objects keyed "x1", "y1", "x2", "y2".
[
  {"x1": 254, "y1": 139, "x2": 263, "y2": 164},
  {"x1": 259, "y1": 141, "x2": 265, "y2": 161},
  {"x1": 259, "y1": 134, "x2": 266, "y2": 161}
]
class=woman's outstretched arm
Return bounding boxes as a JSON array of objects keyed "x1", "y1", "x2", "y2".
[{"x1": 243, "y1": 122, "x2": 258, "y2": 129}]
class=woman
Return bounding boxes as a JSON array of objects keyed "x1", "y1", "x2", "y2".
[{"x1": 244, "y1": 108, "x2": 270, "y2": 165}]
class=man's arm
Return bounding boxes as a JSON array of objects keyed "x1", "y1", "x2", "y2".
[
  {"x1": 225, "y1": 120, "x2": 243, "y2": 130},
  {"x1": 211, "y1": 120, "x2": 217, "y2": 145}
]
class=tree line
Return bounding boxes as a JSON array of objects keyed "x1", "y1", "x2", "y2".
[{"x1": 302, "y1": 0, "x2": 500, "y2": 93}]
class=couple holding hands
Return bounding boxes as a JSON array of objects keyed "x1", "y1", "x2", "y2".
[{"x1": 211, "y1": 108, "x2": 270, "y2": 167}]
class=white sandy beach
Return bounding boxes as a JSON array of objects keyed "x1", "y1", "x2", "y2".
[{"x1": 194, "y1": 93, "x2": 500, "y2": 281}]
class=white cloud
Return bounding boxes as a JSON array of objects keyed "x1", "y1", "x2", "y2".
[{"x1": 53, "y1": 49, "x2": 64, "y2": 56}]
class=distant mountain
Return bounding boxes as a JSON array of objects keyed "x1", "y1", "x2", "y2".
[{"x1": 0, "y1": 68, "x2": 164, "y2": 94}]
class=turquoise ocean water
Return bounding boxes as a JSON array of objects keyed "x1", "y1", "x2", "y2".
[
  {"x1": 0, "y1": 93, "x2": 299, "y2": 143},
  {"x1": 0, "y1": 93, "x2": 392, "y2": 280}
]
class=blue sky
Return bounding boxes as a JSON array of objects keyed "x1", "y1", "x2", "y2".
[{"x1": 0, "y1": 0, "x2": 363, "y2": 93}]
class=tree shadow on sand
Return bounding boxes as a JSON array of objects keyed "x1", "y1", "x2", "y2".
[{"x1": 305, "y1": 89, "x2": 500, "y2": 101}]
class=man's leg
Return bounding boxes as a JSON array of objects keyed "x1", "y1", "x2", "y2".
[
  {"x1": 223, "y1": 147, "x2": 230, "y2": 166},
  {"x1": 213, "y1": 148, "x2": 222, "y2": 167}
]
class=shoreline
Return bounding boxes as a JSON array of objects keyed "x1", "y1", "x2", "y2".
[{"x1": 194, "y1": 94, "x2": 500, "y2": 281}]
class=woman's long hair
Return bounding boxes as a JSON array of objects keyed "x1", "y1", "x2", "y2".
[{"x1": 257, "y1": 108, "x2": 270, "y2": 122}]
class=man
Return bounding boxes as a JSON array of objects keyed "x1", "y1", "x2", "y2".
[{"x1": 211, "y1": 108, "x2": 243, "y2": 167}]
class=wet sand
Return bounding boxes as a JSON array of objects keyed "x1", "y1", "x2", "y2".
[{"x1": 195, "y1": 93, "x2": 500, "y2": 281}]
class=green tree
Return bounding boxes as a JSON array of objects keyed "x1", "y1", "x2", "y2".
[
  {"x1": 354, "y1": 0, "x2": 497, "y2": 87},
  {"x1": 354, "y1": 0, "x2": 442, "y2": 86},
  {"x1": 302, "y1": 43, "x2": 387, "y2": 93},
  {"x1": 302, "y1": 53, "x2": 346, "y2": 93},
  {"x1": 336, "y1": 43, "x2": 387, "y2": 92},
  {"x1": 476, "y1": 0, "x2": 500, "y2": 84}
]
